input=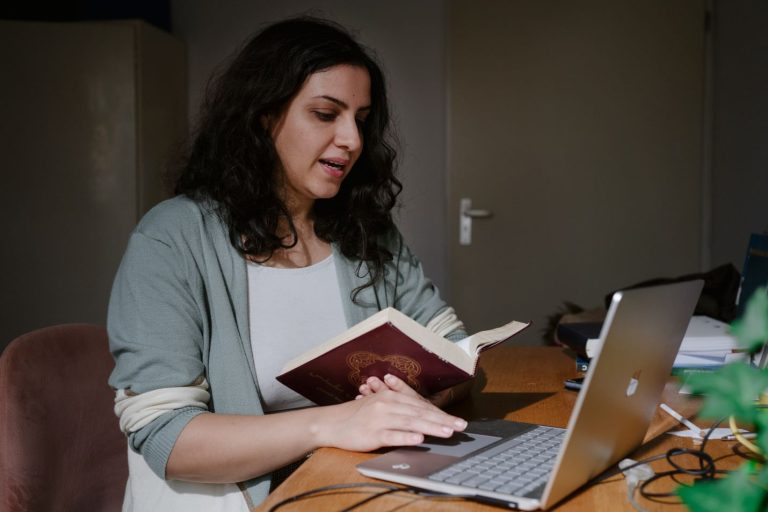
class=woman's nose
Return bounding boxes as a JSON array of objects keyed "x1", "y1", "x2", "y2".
[{"x1": 335, "y1": 116, "x2": 362, "y2": 152}]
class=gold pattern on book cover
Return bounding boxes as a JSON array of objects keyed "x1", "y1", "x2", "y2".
[{"x1": 346, "y1": 352, "x2": 422, "y2": 390}]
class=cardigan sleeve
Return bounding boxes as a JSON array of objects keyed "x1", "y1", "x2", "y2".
[
  {"x1": 386, "y1": 230, "x2": 468, "y2": 341},
  {"x1": 107, "y1": 202, "x2": 211, "y2": 478}
]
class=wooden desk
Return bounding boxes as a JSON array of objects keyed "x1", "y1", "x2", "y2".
[{"x1": 258, "y1": 346, "x2": 746, "y2": 511}]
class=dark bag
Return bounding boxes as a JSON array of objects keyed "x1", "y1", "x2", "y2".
[{"x1": 604, "y1": 263, "x2": 741, "y2": 323}]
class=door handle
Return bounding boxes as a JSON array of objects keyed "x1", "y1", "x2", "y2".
[{"x1": 460, "y1": 198, "x2": 493, "y2": 245}]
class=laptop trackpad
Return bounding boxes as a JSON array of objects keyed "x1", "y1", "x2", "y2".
[
  {"x1": 419, "y1": 432, "x2": 502, "y2": 457},
  {"x1": 360, "y1": 433, "x2": 501, "y2": 477}
]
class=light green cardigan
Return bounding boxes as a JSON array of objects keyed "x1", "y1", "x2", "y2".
[{"x1": 107, "y1": 196, "x2": 465, "y2": 507}]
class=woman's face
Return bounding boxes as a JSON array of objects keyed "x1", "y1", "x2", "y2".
[{"x1": 271, "y1": 64, "x2": 371, "y2": 210}]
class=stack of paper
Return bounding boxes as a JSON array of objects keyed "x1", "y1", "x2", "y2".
[
  {"x1": 583, "y1": 316, "x2": 745, "y2": 367},
  {"x1": 673, "y1": 316, "x2": 744, "y2": 368}
]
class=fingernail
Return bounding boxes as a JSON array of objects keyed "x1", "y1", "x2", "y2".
[
  {"x1": 442, "y1": 426, "x2": 453, "y2": 435},
  {"x1": 384, "y1": 374, "x2": 395, "y2": 383},
  {"x1": 455, "y1": 419, "x2": 467, "y2": 430}
]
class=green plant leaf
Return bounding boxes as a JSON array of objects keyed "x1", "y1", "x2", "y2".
[
  {"x1": 678, "y1": 462, "x2": 767, "y2": 512},
  {"x1": 754, "y1": 409, "x2": 768, "y2": 455},
  {"x1": 685, "y1": 364, "x2": 768, "y2": 424},
  {"x1": 678, "y1": 288, "x2": 768, "y2": 511},
  {"x1": 731, "y1": 287, "x2": 768, "y2": 353}
]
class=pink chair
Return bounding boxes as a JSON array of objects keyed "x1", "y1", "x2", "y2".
[{"x1": 0, "y1": 324, "x2": 127, "y2": 511}]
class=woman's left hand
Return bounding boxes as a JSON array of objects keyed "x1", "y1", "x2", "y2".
[{"x1": 358, "y1": 374, "x2": 471, "y2": 408}]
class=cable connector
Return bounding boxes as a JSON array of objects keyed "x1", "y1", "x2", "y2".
[{"x1": 619, "y1": 458, "x2": 655, "y2": 512}]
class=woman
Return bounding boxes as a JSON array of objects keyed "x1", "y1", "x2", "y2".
[{"x1": 108, "y1": 16, "x2": 469, "y2": 511}]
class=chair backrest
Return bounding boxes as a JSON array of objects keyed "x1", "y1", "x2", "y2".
[{"x1": 0, "y1": 324, "x2": 127, "y2": 512}]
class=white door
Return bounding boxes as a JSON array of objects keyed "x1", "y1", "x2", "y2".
[{"x1": 447, "y1": 0, "x2": 707, "y2": 342}]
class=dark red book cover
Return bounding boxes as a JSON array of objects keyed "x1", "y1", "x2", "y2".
[{"x1": 276, "y1": 322, "x2": 472, "y2": 405}]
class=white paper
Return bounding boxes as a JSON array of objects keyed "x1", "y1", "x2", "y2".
[{"x1": 666, "y1": 427, "x2": 752, "y2": 440}]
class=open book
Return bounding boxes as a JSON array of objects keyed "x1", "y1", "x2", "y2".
[{"x1": 276, "y1": 307, "x2": 530, "y2": 406}]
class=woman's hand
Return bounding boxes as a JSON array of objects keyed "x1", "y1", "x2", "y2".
[
  {"x1": 358, "y1": 373, "x2": 473, "y2": 408},
  {"x1": 167, "y1": 374, "x2": 469, "y2": 483},
  {"x1": 358, "y1": 373, "x2": 421, "y2": 399},
  {"x1": 311, "y1": 377, "x2": 467, "y2": 452}
]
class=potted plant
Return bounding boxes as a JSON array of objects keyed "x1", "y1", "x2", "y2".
[{"x1": 678, "y1": 287, "x2": 768, "y2": 511}]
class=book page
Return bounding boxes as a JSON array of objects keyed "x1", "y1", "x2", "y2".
[{"x1": 457, "y1": 320, "x2": 531, "y2": 355}]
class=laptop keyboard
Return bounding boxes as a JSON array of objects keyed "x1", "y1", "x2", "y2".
[{"x1": 428, "y1": 426, "x2": 565, "y2": 496}]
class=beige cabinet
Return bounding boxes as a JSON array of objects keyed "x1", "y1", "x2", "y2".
[{"x1": 0, "y1": 20, "x2": 186, "y2": 351}]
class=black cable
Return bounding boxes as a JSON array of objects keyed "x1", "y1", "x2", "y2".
[
  {"x1": 602, "y1": 417, "x2": 733, "y2": 501},
  {"x1": 267, "y1": 481, "x2": 469, "y2": 511},
  {"x1": 267, "y1": 482, "x2": 403, "y2": 512},
  {"x1": 340, "y1": 487, "x2": 402, "y2": 511}
]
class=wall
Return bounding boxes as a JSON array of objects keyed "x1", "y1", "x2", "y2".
[
  {"x1": 1, "y1": 2, "x2": 762, "y2": 352},
  {"x1": 710, "y1": 1, "x2": 768, "y2": 271},
  {"x1": 0, "y1": 21, "x2": 185, "y2": 352},
  {"x1": 170, "y1": 0, "x2": 450, "y2": 290}
]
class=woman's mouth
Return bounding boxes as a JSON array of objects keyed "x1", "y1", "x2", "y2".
[{"x1": 319, "y1": 158, "x2": 348, "y2": 178}]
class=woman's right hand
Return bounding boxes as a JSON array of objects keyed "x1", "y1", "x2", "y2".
[
  {"x1": 312, "y1": 383, "x2": 467, "y2": 452},
  {"x1": 166, "y1": 378, "x2": 467, "y2": 483}
]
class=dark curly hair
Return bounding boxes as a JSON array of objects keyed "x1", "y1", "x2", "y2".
[{"x1": 174, "y1": 16, "x2": 402, "y2": 297}]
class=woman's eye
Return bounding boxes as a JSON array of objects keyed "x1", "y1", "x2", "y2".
[{"x1": 314, "y1": 111, "x2": 336, "y2": 122}]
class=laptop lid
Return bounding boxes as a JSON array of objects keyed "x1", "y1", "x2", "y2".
[
  {"x1": 357, "y1": 279, "x2": 703, "y2": 510},
  {"x1": 540, "y1": 279, "x2": 702, "y2": 507}
]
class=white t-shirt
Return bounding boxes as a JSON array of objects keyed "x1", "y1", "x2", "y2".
[{"x1": 247, "y1": 253, "x2": 348, "y2": 411}]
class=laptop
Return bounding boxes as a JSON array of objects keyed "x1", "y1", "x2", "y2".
[{"x1": 357, "y1": 279, "x2": 703, "y2": 510}]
